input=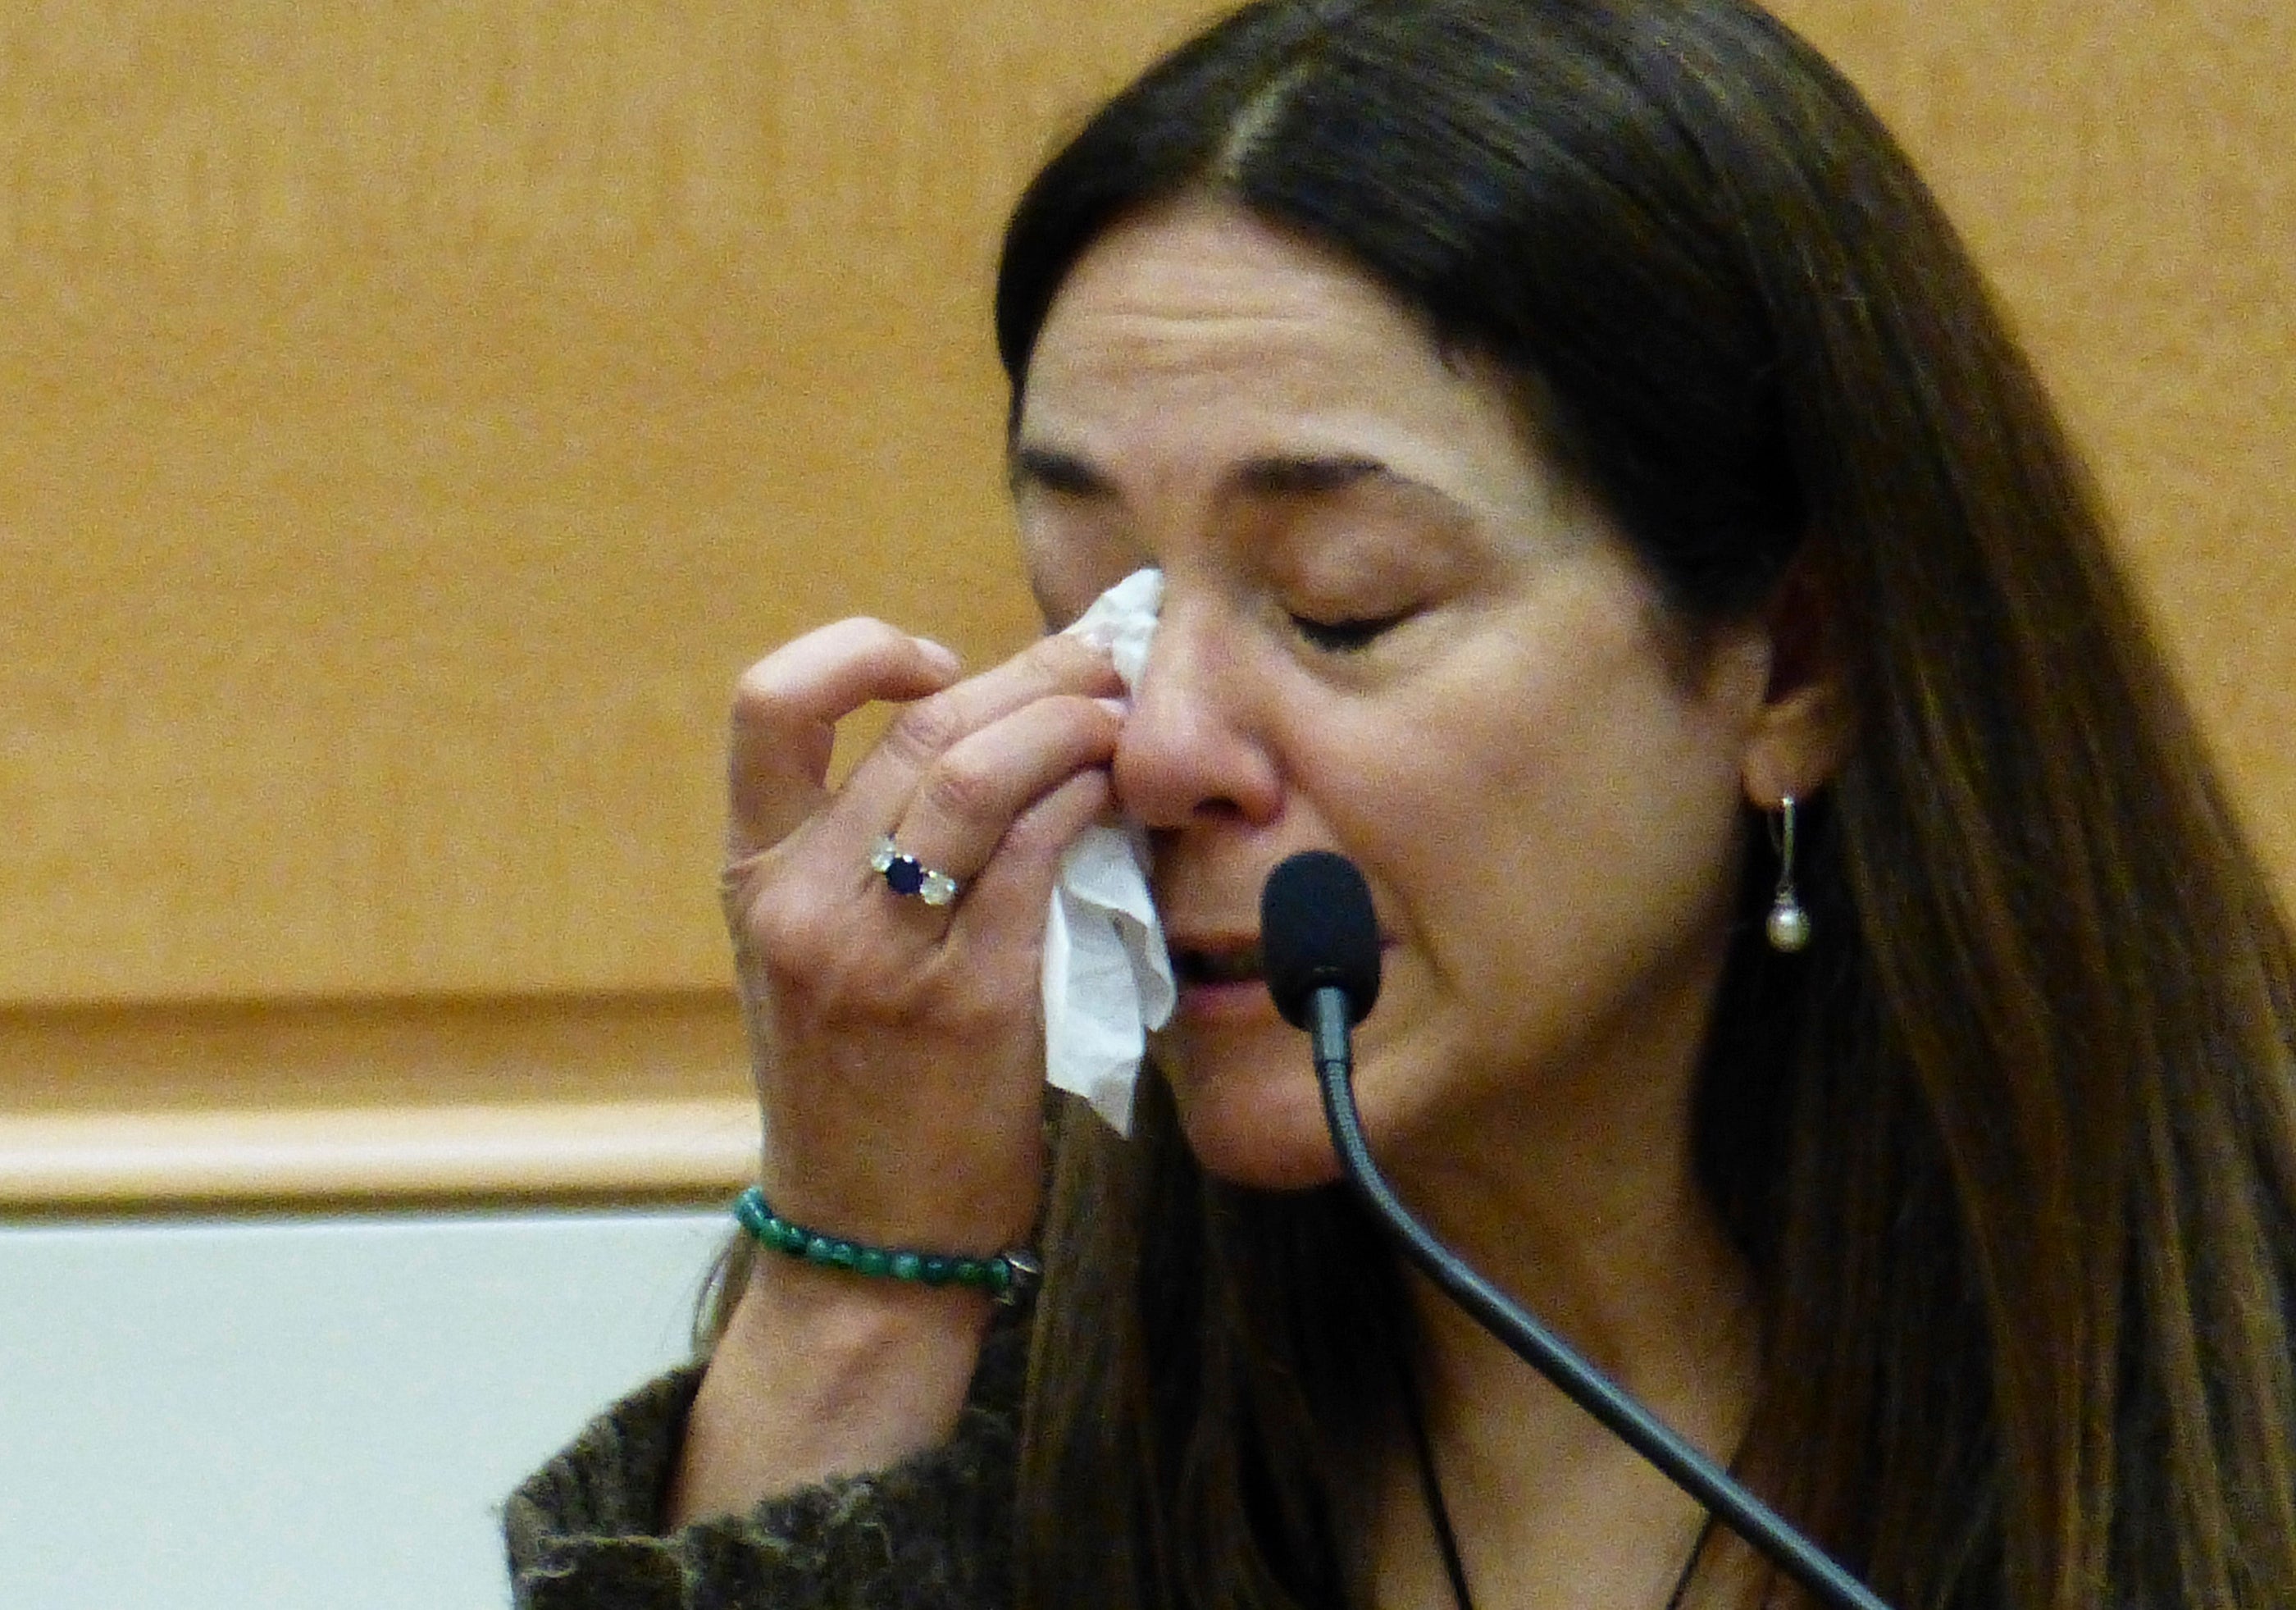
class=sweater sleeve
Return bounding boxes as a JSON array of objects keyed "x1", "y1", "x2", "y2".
[{"x1": 504, "y1": 1312, "x2": 1027, "y2": 1610}]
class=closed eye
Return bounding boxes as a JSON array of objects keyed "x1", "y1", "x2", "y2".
[{"x1": 1290, "y1": 612, "x2": 1407, "y2": 653}]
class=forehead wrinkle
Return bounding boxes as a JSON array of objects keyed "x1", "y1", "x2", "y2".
[
  {"x1": 1014, "y1": 430, "x2": 1474, "y2": 541},
  {"x1": 1018, "y1": 390, "x2": 1513, "y2": 549},
  {"x1": 1027, "y1": 304, "x2": 1514, "y2": 507},
  {"x1": 1032, "y1": 332, "x2": 1372, "y2": 450},
  {"x1": 1060, "y1": 224, "x2": 1379, "y2": 322},
  {"x1": 1023, "y1": 331, "x2": 1484, "y2": 497},
  {"x1": 1017, "y1": 203, "x2": 1574, "y2": 565}
]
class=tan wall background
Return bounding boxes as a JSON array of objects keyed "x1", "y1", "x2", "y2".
[{"x1": 2, "y1": 1, "x2": 2288, "y2": 1206}]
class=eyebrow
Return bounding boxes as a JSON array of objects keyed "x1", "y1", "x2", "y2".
[
  {"x1": 1008, "y1": 443, "x2": 1411, "y2": 504},
  {"x1": 1009, "y1": 445, "x2": 1113, "y2": 499}
]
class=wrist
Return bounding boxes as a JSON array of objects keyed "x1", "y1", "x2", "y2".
[
  {"x1": 733, "y1": 1184, "x2": 1041, "y2": 1306},
  {"x1": 668, "y1": 1250, "x2": 995, "y2": 1526}
]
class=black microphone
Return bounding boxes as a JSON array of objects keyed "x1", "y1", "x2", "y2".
[
  {"x1": 1259, "y1": 851, "x2": 1891, "y2": 1610},
  {"x1": 1263, "y1": 848, "x2": 1383, "y2": 1083}
]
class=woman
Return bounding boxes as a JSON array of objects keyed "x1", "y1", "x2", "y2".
[{"x1": 508, "y1": 2, "x2": 2296, "y2": 1606}]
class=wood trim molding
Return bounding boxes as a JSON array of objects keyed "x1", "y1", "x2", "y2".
[
  {"x1": 0, "y1": 991, "x2": 758, "y2": 1210},
  {"x1": 0, "y1": 1098, "x2": 758, "y2": 1210}
]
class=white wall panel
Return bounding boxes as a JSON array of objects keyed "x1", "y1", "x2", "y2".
[{"x1": 0, "y1": 1207, "x2": 727, "y2": 1609}]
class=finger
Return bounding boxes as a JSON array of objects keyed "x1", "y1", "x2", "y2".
[
  {"x1": 881, "y1": 691, "x2": 1123, "y2": 883},
  {"x1": 834, "y1": 630, "x2": 1122, "y2": 838},
  {"x1": 944, "y1": 765, "x2": 1119, "y2": 937},
  {"x1": 726, "y1": 620, "x2": 963, "y2": 862}
]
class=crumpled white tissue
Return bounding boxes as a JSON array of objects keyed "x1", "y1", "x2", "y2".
[{"x1": 1042, "y1": 568, "x2": 1172, "y2": 1134}]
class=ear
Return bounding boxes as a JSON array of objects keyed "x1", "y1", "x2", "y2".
[{"x1": 1733, "y1": 559, "x2": 1853, "y2": 810}]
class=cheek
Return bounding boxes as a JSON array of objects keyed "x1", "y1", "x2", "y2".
[{"x1": 1305, "y1": 638, "x2": 1746, "y2": 977}]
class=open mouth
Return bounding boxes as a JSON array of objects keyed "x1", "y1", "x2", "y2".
[{"x1": 1173, "y1": 942, "x2": 1266, "y2": 987}]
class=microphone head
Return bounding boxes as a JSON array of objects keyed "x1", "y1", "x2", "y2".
[{"x1": 1260, "y1": 851, "x2": 1383, "y2": 1030}]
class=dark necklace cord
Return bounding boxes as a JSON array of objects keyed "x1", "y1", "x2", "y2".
[
  {"x1": 1400, "y1": 1359, "x2": 1720, "y2": 1610},
  {"x1": 1264, "y1": 862, "x2": 1875, "y2": 1609},
  {"x1": 1401, "y1": 1358, "x2": 1478, "y2": 1610},
  {"x1": 1310, "y1": 992, "x2": 1888, "y2": 1610}
]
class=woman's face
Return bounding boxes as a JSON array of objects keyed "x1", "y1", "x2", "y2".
[{"x1": 1014, "y1": 199, "x2": 1781, "y2": 1202}]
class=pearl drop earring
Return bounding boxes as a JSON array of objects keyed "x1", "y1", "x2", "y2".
[{"x1": 1766, "y1": 796, "x2": 1811, "y2": 953}]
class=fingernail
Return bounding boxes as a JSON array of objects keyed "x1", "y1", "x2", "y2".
[
  {"x1": 1094, "y1": 696, "x2": 1131, "y2": 720},
  {"x1": 912, "y1": 636, "x2": 962, "y2": 675}
]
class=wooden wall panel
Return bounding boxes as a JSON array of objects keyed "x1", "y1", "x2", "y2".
[
  {"x1": 1772, "y1": 0, "x2": 2296, "y2": 883},
  {"x1": 0, "y1": 0, "x2": 1230, "y2": 1203},
  {"x1": 0, "y1": 0, "x2": 1227, "y2": 1007},
  {"x1": 0, "y1": 0, "x2": 2284, "y2": 1205}
]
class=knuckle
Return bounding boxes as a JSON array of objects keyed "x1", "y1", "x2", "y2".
[
  {"x1": 743, "y1": 885, "x2": 827, "y2": 978},
  {"x1": 1035, "y1": 629, "x2": 1108, "y2": 677},
  {"x1": 748, "y1": 911, "x2": 880, "y2": 1029},
  {"x1": 883, "y1": 695, "x2": 968, "y2": 767},
  {"x1": 735, "y1": 858, "x2": 844, "y2": 974},
  {"x1": 924, "y1": 960, "x2": 1031, "y2": 1044},
  {"x1": 917, "y1": 751, "x2": 1004, "y2": 826},
  {"x1": 728, "y1": 659, "x2": 798, "y2": 726}
]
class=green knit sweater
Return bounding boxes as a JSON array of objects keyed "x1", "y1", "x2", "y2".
[{"x1": 504, "y1": 1316, "x2": 1028, "y2": 1609}]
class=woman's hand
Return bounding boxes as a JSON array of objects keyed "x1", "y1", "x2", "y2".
[
  {"x1": 720, "y1": 617, "x2": 1125, "y2": 1255},
  {"x1": 668, "y1": 618, "x2": 1123, "y2": 1526}
]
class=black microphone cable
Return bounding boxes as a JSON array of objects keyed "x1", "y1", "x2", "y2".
[{"x1": 1260, "y1": 851, "x2": 1892, "y2": 1610}]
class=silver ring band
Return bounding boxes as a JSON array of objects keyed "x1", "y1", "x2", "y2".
[{"x1": 869, "y1": 836, "x2": 960, "y2": 906}]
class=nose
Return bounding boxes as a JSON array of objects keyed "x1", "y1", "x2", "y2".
[{"x1": 1112, "y1": 597, "x2": 1283, "y2": 830}]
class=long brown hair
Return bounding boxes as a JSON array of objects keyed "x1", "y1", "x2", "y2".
[{"x1": 994, "y1": 3, "x2": 2296, "y2": 1607}]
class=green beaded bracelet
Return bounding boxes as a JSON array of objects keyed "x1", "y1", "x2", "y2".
[{"x1": 731, "y1": 1185, "x2": 1041, "y2": 1306}]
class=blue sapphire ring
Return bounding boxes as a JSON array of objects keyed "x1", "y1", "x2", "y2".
[{"x1": 868, "y1": 836, "x2": 961, "y2": 907}]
